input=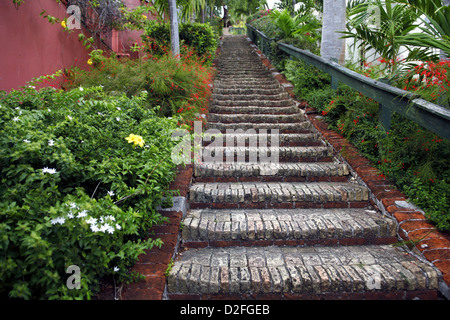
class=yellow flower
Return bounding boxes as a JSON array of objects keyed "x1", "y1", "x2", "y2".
[
  {"x1": 87, "y1": 58, "x2": 93, "y2": 65},
  {"x1": 61, "y1": 20, "x2": 67, "y2": 29},
  {"x1": 125, "y1": 134, "x2": 145, "y2": 148},
  {"x1": 142, "y1": 14, "x2": 147, "y2": 20}
]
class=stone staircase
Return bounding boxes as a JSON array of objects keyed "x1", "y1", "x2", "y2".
[{"x1": 166, "y1": 36, "x2": 440, "y2": 299}]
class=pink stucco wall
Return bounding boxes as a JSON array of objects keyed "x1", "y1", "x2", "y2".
[
  {"x1": 0, "y1": 0, "x2": 154, "y2": 92},
  {"x1": 0, "y1": 0, "x2": 92, "y2": 92}
]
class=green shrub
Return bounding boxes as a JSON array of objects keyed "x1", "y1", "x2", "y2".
[
  {"x1": 0, "y1": 86, "x2": 179, "y2": 299},
  {"x1": 283, "y1": 58, "x2": 450, "y2": 231},
  {"x1": 179, "y1": 23, "x2": 217, "y2": 58},
  {"x1": 64, "y1": 53, "x2": 213, "y2": 129},
  {"x1": 142, "y1": 21, "x2": 217, "y2": 65},
  {"x1": 282, "y1": 59, "x2": 331, "y2": 98}
]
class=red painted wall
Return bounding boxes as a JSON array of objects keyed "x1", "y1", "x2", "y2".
[
  {"x1": 0, "y1": 0, "x2": 92, "y2": 92},
  {"x1": 0, "y1": 0, "x2": 155, "y2": 92}
]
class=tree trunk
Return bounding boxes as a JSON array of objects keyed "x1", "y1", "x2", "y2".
[
  {"x1": 168, "y1": 0, "x2": 180, "y2": 58},
  {"x1": 320, "y1": 0, "x2": 346, "y2": 64},
  {"x1": 442, "y1": 0, "x2": 450, "y2": 59}
]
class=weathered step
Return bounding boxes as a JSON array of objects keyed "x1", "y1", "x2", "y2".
[
  {"x1": 205, "y1": 121, "x2": 312, "y2": 133},
  {"x1": 202, "y1": 132, "x2": 322, "y2": 147},
  {"x1": 193, "y1": 162, "x2": 349, "y2": 182},
  {"x1": 181, "y1": 208, "x2": 397, "y2": 245},
  {"x1": 213, "y1": 99, "x2": 294, "y2": 107},
  {"x1": 214, "y1": 79, "x2": 279, "y2": 86},
  {"x1": 213, "y1": 87, "x2": 284, "y2": 95},
  {"x1": 208, "y1": 113, "x2": 303, "y2": 123},
  {"x1": 213, "y1": 82, "x2": 281, "y2": 90},
  {"x1": 209, "y1": 104, "x2": 299, "y2": 115},
  {"x1": 189, "y1": 181, "x2": 370, "y2": 209},
  {"x1": 216, "y1": 70, "x2": 271, "y2": 76},
  {"x1": 212, "y1": 92, "x2": 291, "y2": 101},
  {"x1": 167, "y1": 245, "x2": 440, "y2": 298},
  {"x1": 200, "y1": 146, "x2": 332, "y2": 162}
]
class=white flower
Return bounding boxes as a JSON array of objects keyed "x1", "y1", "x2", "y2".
[
  {"x1": 42, "y1": 167, "x2": 57, "y2": 174},
  {"x1": 23, "y1": 139, "x2": 30, "y2": 143},
  {"x1": 99, "y1": 224, "x2": 109, "y2": 233},
  {"x1": 116, "y1": 107, "x2": 121, "y2": 111},
  {"x1": 79, "y1": 87, "x2": 84, "y2": 91},
  {"x1": 106, "y1": 225, "x2": 115, "y2": 234},
  {"x1": 67, "y1": 115, "x2": 73, "y2": 120},
  {"x1": 48, "y1": 139, "x2": 55, "y2": 146},
  {"x1": 77, "y1": 210, "x2": 88, "y2": 218},
  {"x1": 90, "y1": 224, "x2": 100, "y2": 232},
  {"x1": 97, "y1": 112, "x2": 104, "y2": 116},
  {"x1": 19, "y1": 110, "x2": 23, "y2": 115},
  {"x1": 115, "y1": 223, "x2": 122, "y2": 230},
  {"x1": 12, "y1": 117, "x2": 19, "y2": 122},
  {"x1": 107, "y1": 215, "x2": 115, "y2": 222},
  {"x1": 201, "y1": 114, "x2": 206, "y2": 118},
  {"x1": 107, "y1": 190, "x2": 115, "y2": 197},
  {"x1": 51, "y1": 217, "x2": 65, "y2": 225},
  {"x1": 69, "y1": 202, "x2": 78, "y2": 209},
  {"x1": 86, "y1": 217, "x2": 97, "y2": 225},
  {"x1": 67, "y1": 212, "x2": 74, "y2": 219},
  {"x1": 114, "y1": 266, "x2": 120, "y2": 272},
  {"x1": 48, "y1": 108, "x2": 51, "y2": 112},
  {"x1": 116, "y1": 117, "x2": 120, "y2": 121}
]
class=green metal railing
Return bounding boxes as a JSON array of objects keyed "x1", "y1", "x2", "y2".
[{"x1": 246, "y1": 24, "x2": 450, "y2": 140}]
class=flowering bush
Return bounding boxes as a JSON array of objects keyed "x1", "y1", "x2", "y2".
[
  {"x1": 400, "y1": 60, "x2": 450, "y2": 108},
  {"x1": 0, "y1": 86, "x2": 179, "y2": 299},
  {"x1": 64, "y1": 52, "x2": 213, "y2": 131}
]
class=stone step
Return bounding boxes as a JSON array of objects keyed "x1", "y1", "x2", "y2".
[
  {"x1": 214, "y1": 79, "x2": 279, "y2": 86},
  {"x1": 213, "y1": 82, "x2": 280, "y2": 90},
  {"x1": 193, "y1": 162, "x2": 349, "y2": 182},
  {"x1": 212, "y1": 92, "x2": 291, "y2": 101},
  {"x1": 213, "y1": 99, "x2": 294, "y2": 107},
  {"x1": 189, "y1": 182, "x2": 370, "y2": 209},
  {"x1": 209, "y1": 104, "x2": 299, "y2": 115},
  {"x1": 200, "y1": 146, "x2": 332, "y2": 163},
  {"x1": 167, "y1": 245, "x2": 440, "y2": 297},
  {"x1": 202, "y1": 132, "x2": 322, "y2": 147},
  {"x1": 208, "y1": 113, "x2": 303, "y2": 124},
  {"x1": 213, "y1": 87, "x2": 283, "y2": 95},
  {"x1": 216, "y1": 70, "x2": 270, "y2": 75},
  {"x1": 181, "y1": 208, "x2": 397, "y2": 244},
  {"x1": 205, "y1": 121, "x2": 312, "y2": 133}
]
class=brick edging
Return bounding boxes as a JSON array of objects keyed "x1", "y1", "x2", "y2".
[
  {"x1": 120, "y1": 164, "x2": 193, "y2": 300},
  {"x1": 246, "y1": 36, "x2": 450, "y2": 295}
]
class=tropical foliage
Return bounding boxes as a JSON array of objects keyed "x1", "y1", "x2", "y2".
[{"x1": 0, "y1": 85, "x2": 180, "y2": 299}]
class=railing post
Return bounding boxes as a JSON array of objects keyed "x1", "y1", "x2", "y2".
[
  {"x1": 378, "y1": 104, "x2": 392, "y2": 132},
  {"x1": 330, "y1": 58, "x2": 339, "y2": 90}
]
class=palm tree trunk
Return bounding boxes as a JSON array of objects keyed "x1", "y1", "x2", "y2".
[
  {"x1": 442, "y1": 0, "x2": 450, "y2": 59},
  {"x1": 168, "y1": 0, "x2": 180, "y2": 58},
  {"x1": 320, "y1": 0, "x2": 346, "y2": 64}
]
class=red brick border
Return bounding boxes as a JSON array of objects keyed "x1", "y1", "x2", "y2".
[
  {"x1": 249, "y1": 38, "x2": 450, "y2": 290},
  {"x1": 120, "y1": 164, "x2": 193, "y2": 300}
]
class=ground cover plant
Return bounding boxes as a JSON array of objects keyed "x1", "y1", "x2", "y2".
[{"x1": 0, "y1": 85, "x2": 181, "y2": 299}]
